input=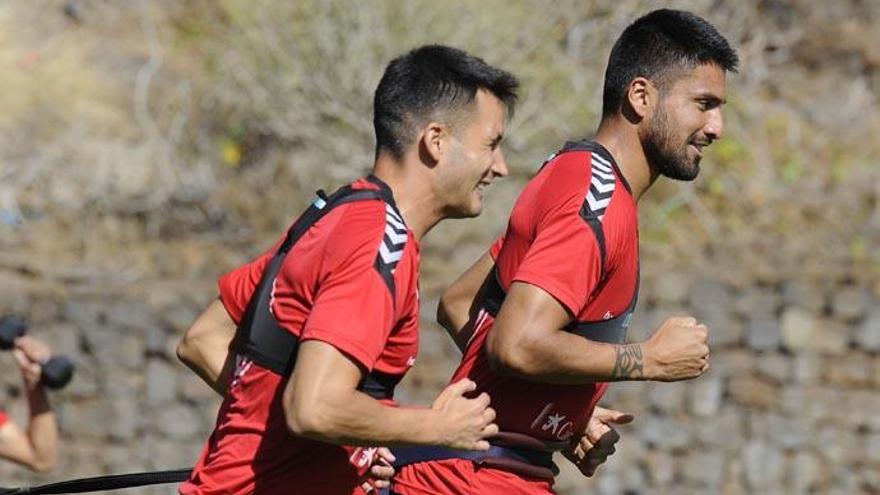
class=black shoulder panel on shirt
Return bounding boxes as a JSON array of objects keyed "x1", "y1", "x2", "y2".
[
  {"x1": 547, "y1": 139, "x2": 620, "y2": 281},
  {"x1": 374, "y1": 202, "x2": 408, "y2": 296}
]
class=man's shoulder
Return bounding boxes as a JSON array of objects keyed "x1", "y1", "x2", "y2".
[
  {"x1": 318, "y1": 190, "x2": 414, "y2": 292},
  {"x1": 515, "y1": 141, "x2": 620, "y2": 218},
  {"x1": 548, "y1": 140, "x2": 617, "y2": 179}
]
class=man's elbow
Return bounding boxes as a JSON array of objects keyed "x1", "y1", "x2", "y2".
[
  {"x1": 285, "y1": 407, "x2": 314, "y2": 438},
  {"x1": 176, "y1": 322, "x2": 209, "y2": 367},
  {"x1": 284, "y1": 394, "x2": 336, "y2": 442},
  {"x1": 175, "y1": 336, "x2": 196, "y2": 367},
  {"x1": 485, "y1": 334, "x2": 540, "y2": 378},
  {"x1": 28, "y1": 455, "x2": 56, "y2": 473},
  {"x1": 436, "y1": 291, "x2": 459, "y2": 332}
]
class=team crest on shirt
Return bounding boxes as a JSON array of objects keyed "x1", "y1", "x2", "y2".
[
  {"x1": 350, "y1": 446, "x2": 378, "y2": 468},
  {"x1": 230, "y1": 355, "x2": 253, "y2": 388},
  {"x1": 530, "y1": 402, "x2": 576, "y2": 441}
]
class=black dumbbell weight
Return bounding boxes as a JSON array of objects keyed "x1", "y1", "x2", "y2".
[
  {"x1": 0, "y1": 316, "x2": 26, "y2": 350},
  {"x1": 0, "y1": 316, "x2": 75, "y2": 389}
]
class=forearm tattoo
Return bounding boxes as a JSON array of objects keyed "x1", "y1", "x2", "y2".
[{"x1": 611, "y1": 344, "x2": 644, "y2": 379}]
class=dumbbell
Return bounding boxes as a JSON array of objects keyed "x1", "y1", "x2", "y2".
[{"x1": 0, "y1": 316, "x2": 75, "y2": 390}]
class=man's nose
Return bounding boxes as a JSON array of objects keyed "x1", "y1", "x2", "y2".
[
  {"x1": 492, "y1": 148, "x2": 509, "y2": 178},
  {"x1": 705, "y1": 108, "x2": 724, "y2": 140}
]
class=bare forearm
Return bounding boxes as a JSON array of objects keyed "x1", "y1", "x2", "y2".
[
  {"x1": 437, "y1": 252, "x2": 496, "y2": 352},
  {"x1": 287, "y1": 340, "x2": 495, "y2": 450},
  {"x1": 25, "y1": 388, "x2": 57, "y2": 471},
  {"x1": 178, "y1": 342, "x2": 234, "y2": 395},
  {"x1": 437, "y1": 297, "x2": 472, "y2": 352},
  {"x1": 491, "y1": 331, "x2": 647, "y2": 385},
  {"x1": 177, "y1": 299, "x2": 237, "y2": 395},
  {"x1": 487, "y1": 281, "x2": 657, "y2": 384},
  {"x1": 288, "y1": 391, "x2": 446, "y2": 447}
]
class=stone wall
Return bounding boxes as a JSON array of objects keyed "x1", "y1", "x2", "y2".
[
  {"x1": 557, "y1": 272, "x2": 880, "y2": 494},
  {"x1": 1, "y1": 223, "x2": 878, "y2": 494}
]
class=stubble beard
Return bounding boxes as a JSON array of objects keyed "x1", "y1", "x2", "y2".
[
  {"x1": 644, "y1": 107, "x2": 701, "y2": 182},
  {"x1": 441, "y1": 142, "x2": 486, "y2": 219}
]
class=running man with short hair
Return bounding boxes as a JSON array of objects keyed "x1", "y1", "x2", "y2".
[
  {"x1": 392, "y1": 10, "x2": 739, "y2": 494},
  {"x1": 176, "y1": 45, "x2": 520, "y2": 495}
]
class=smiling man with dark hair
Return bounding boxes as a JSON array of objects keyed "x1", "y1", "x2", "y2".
[
  {"x1": 392, "y1": 9, "x2": 739, "y2": 495},
  {"x1": 176, "y1": 45, "x2": 520, "y2": 495}
]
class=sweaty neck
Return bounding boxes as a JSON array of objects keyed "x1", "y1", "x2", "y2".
[
  {"x1": 371, "y1": 154, "x2": 442, "y2": 241},
  {"x1": 594, "y1": 117, "x2": 658, "y2": 201}
]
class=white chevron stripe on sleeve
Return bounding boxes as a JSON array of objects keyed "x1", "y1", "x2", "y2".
[
  {"x1": 591, "y1": 179, "x2": 616, "y2": 194},
  {"x1": 385, "y1": 204, "x2": 404, "y2": 223},
  {"x1": 379, "y1": 241, "x2": 405, "y2": 264},
  {"x1": 592, "y1": 162, "x2": 613, "y2": 175},
  {"x1": 592, "y1": 168, "x2": 616, "y2": 182},
  {"x1": 385, "y1": 224, "x2": 408, "y2": 244},
  {"x1": 591, "y1": 153, "x2": 613, "y2": 169},
  {"x1": 385, "y1": 212, "x2": 405, "y2": 231},
  {"x1": 587, "y1": 193, "x2": 612, "y2": 212}
]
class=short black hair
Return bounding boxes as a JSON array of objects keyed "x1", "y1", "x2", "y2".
[
  {"x1": 373, "y1": 45, "x2": 519, "y2": 160},
  {"x1": 602, "y1": 9, "x2": 739, "y2": 118}
]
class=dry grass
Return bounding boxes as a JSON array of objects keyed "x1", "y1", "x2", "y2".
[{"x1": 1, "y1": 0, "x2": 879, "y2": 290}]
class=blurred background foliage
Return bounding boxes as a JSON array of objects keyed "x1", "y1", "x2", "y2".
[{"x1": 2, "y1": 0, "x2": 879, "y2": 287}]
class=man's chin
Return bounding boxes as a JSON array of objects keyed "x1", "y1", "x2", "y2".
[
  {"x1": 444, "y1": 202, "x2": 483, "y2": 219},
  {"x1": 660, "y1": 158, "x2": 700, "y2": 181},
  {"x1": 464, "y1": 203, "x2": 483, "y2": 218},
  {"x1": 467, "y1": 192, "x2": 485, "y2": 216}
]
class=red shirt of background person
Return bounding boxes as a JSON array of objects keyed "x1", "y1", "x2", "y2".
[
  {"x1": 393, "y1": 9, "x2": 739, "y2": 495},
  {"x1": 176, "y1": 45, "x2": 520, "y2": 495}
]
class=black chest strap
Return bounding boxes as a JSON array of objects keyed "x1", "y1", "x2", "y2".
[
  {"x1": 232, "y1": 176, "x2": 403, "y2": 399},
  {"x1": 482, "y1": 266, "x2": 638, "y2": 345}
]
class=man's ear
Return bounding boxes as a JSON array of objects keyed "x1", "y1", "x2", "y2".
[
  {"x1": 419, "y1": 122, "x2": 447, "y2": 165},
  {"x1": 625, "y1": 77, "x2": 655, "y2": 120}
]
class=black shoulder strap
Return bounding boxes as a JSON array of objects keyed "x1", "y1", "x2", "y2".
[
  {"x1": 538, "y1": 140, "x2": 616, "y2": 280},
  {"x1": 482, "y1": 264, "x2": 638, "y2": 345},
  {"x1": 233, "y1": 180, "x2": 391, "y2": 376},
  {"x1": 480, "y1": 141, "x2": 635, "y2": 342},
  {"x1": 565, "y1": 271, "x2": 639, "y2": 344}
]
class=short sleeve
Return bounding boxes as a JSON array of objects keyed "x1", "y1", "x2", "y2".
[
  {"x1": 512, "y1": 159, "x2": 604, "y2": 316},
  {"x1": 300, "y1": 206, "x2": 396, "y2": 371},
  {"x1": 217, "y1": 235, "x2": 285, "y2": 324},
  {"x1": 489, "y1": 235, "x2": 506, "y2": 261}
]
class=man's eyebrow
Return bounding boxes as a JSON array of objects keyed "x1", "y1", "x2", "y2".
[{"x1": 696, "y1": 93, "x2": 726, "y2": 105}]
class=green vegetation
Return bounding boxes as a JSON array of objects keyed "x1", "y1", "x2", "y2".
[{"x1": 1, "y1": 0, "x2": 879, "y2": 282}]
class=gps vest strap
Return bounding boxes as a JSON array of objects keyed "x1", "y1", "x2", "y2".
[
  {"x1": 483, "y1": 139, "x2": 638, "y2": 344},
  {"x1": 389, "y1": 432, "x2": 565, "y2": 485},
  {"x1": 482, "y1": 264, "x2": 637, "y2": 345},
  {"x1": 390, "y1": 443, "x2": 559, "y2": 480},
  {"x1": 232, "y1": 176, "x2": 402, "y2": 399}
]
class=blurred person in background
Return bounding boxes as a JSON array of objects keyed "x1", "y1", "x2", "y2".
[
  {"x1": 0, "y1": 336, "x2": 58, "y2": 473},
  {"x1": 392, "y1": 9, "x2": 739, "y2": 495},
  {"x1": 175, "y1": 45, "x2": 519, "y2": 495}
]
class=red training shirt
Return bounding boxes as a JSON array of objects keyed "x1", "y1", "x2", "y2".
[
  {"x1": 394, "y1": 141, "x2": 639, "y2": 494},
  {"x1": 181, "y1": 177, "x2": 421, "y2": 495}
]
